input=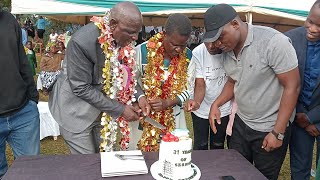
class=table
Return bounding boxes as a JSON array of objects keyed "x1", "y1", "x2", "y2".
[
  {"x1": 37, "y1": 102, "x2": 60, "y2": 140},
  {"x1": 3, "y1": 150, "x2": 266, "y2": 180}
]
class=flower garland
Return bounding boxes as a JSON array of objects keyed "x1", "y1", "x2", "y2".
[
  {"x1": 138, "y1": 32, "x2": 189, "y2": 152},
  {"x1": 91, "y1": 12, "x2": 137, "y2": 152}
]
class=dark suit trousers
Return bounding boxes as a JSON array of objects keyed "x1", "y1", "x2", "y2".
[
  {"x1": 290, "y1": 122, "x2": 320, "y2": 180},
  {"x1": 230, "y1": 115, "x2": 291, "y2": 180}
]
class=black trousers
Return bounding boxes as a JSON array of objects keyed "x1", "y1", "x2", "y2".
[
  {"x1": 37, "y1": 29, "x2": 45, "y2": 39},
  {"x1": 230, "y1": 114, "x2": 291, "y2": 180},
  {"x1": 191, "y1": 112, "x2": 229, "y2": 150}
]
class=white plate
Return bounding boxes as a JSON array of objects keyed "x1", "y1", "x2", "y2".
[{"x1": 150, "y1": 161, "x2": 201, "y2": 180}]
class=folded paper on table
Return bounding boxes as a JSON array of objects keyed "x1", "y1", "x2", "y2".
[{"x1": 100, "y1": 150, "x2": 148, "y2": 177}]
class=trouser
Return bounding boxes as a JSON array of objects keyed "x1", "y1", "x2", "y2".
[
  {"x1": 230, "y1": 114, "x2": 291, "y2": 180},
  {"x1": 191, "y1": 112, "x2": 230, "y2": 150},
  {"x1": 59, "y1": 121, "x2": 102, "y2": 154},
  {"x1": 37, "y1": 29, "x2": 45, "y2": 39},
  {"x1": 0, "y1": 100, "x2": 40, "y2": 178},
  {"x1": 290, "y1": 121, "x2": 320, "y2": 180}
]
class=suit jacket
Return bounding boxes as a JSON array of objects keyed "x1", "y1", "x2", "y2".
[
  {"x1": 285, "y1": 27, "x2": 320, "y2": 125},
  {"x1": 49, "y1": 23, "x2": 144, "y2": 133}
]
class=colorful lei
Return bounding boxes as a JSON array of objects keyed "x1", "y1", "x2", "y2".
[
  {"x1": 91, "y1": 12, "x2": 137, "y2": 152},
  {"x1": 138, "y1": 32, "x2": 189, "y2": 152}
]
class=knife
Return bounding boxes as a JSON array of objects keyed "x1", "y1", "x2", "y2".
[{"x1": 144, "y1": 116, "x2": 166, "y2": 130}]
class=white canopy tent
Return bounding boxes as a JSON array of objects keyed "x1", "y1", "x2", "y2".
[{"x1": 11, "y1": 0, "x2": 315, "y2": 32}]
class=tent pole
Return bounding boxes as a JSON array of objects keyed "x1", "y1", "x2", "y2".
[{"x1": 245, "y1": 12, "x2": 253, "y2": 24}]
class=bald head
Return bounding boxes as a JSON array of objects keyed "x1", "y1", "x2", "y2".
[
  {"x1": 110, "y1": 1, "x2": 142, "y2": 25},
  {"x1": 108, "y1": 1, "x2": 143, "y2": 47}
]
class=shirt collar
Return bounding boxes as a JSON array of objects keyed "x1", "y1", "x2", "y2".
[
  {"x1": 307, "y1": 39, "x2": 320, "y2": 46},
  {"x1": 244, "y1": 23, "x2": 253, "y2": 47}
]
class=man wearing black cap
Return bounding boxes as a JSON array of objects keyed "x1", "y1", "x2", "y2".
[{"x1": 206, "y1": 4, "x2": 300, "y2": 179}]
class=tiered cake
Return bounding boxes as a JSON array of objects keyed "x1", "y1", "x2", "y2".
[{"x1": 157, "y1": 129, "x2": 198, "y2": 180}]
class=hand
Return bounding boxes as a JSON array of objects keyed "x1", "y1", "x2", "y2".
[
  {"x1": 262, "y1": 132, "x2": 283, "y2": 152},
  {"x1": 121, "y1": 105, "x2": 140, "y2": 122},
  {"x1": 149, "y1": 99, "x2": 169, "y2": 112},
  {"x1": 132, "y1": 102, "x2": 142, "y2": 117},
  {"x1": 305, "y1": 124, "x2": 320, "y2": 137},
  {"x1": 184, "y1": 100, "x2": 200, "y2": 112},
  {"x1": 295, "y1": 113, "x2": 310, "y2": 128},
  {"x1": 209, "y1": 103, "x2": 221, "y2": 134},
  {"x1": 138, "y1": 96, "x2": 151, "y2": 117}
]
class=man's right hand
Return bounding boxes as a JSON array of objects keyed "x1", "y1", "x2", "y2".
[
  {"x1": 184, "y1": 99, "x2": 201, "y2": 112},
  {"x1": 209, "y1": 103, "x2": 221, "y2": 134},
  {"x1": 121, "y1": 105, "x2": 140, "y2": 122},
  {"x1": 295, "y1": 113, "x2": 310, "y2": 128}
]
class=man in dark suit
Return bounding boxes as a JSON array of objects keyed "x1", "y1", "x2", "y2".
[
  {"x1": 49, "y1": 1, "x2": 150, "y2": 154},
  {"x1": 286, "y1": 1, "x2": 320, "y2": 179}
]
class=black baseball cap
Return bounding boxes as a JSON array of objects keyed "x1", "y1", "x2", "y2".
[{"x1": 203, "y1": 4, "x2": 237, "y2": 42}]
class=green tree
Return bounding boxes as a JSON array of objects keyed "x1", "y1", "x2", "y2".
[{"x1": 2, "y1": 0, "x2": 11, "y2": 9}]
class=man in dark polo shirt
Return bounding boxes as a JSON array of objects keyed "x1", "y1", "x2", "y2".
[
  {"x1": 0, "y1": 8, "x2": 40, "y2": 178},
  {"x1": 206, "y1": 4, "x2": 300, "y2": 179}
]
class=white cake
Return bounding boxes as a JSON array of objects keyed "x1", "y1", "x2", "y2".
[{"x1": 158, "y1": 129, "x2": 197, "y2": 180}]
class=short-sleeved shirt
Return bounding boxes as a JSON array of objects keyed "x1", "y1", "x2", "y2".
[
  {"x1": 192, "y1": 43, "x2": 231, "y2": 119},
  {"x1": 222, "y1": 24, "x2": 298, "y2": 132}
]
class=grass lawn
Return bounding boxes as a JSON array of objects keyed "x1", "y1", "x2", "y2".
[{"x1": 4, "y1": 55, "x2": 317, "y2": 179}]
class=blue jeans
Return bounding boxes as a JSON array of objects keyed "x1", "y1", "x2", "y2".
[
  {"x1": 290, "y1": 122, "x2": 320, "y2": 180},
  {"x1": 0, "y1": 100, "x2": 40, "y2": 178}
]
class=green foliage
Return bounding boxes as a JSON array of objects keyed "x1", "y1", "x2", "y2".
[{"x1": 1, "y1": 0, "x2": 11, "y2": 9}]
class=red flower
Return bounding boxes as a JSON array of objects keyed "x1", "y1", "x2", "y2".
[{"x1": 147, "y1": 41, "x2": 156, "y2": 49}]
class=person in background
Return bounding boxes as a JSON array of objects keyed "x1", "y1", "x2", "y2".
[
  {"x1": 0, "y1": 8, "x2": 40, "y2": 178},
  {"x1": 56, "y1": 41, "x2": 66, "y2": 55},
  {"x1": 206, "y1": 4, "x2": 300, "y2": 179},
  {"x1": 185, "y1": 42, "x2": 231, "y2": 150},
  {"x1": 285, "y1": 1, "x2": 320, "y2": 179},
  {"x1": 19, "y1": 21, "x2": 28, "y2": 46},
  {"x1": 64, "y1": 31, "x2": 72, "y2": 48},
  {"x1": 49, "y1": 29, "x2": 58, "y2": 43},
  {"x1": 150, "y1": 28, "x2": 156, "y2": 37},
  {"x1": 35, "y1": 16, "x2": 48, "y2": 40},
  {"x1": 26, "y1": 41, "x2": 37, "y2": 76},
  {"x1": 39, "y1": 45, "x2": 64, "y2": 94},
  {"x1": 24, "y1": 17, "x2": 35, "y2": 39},
  {"x1": 136, "y1": 31, "x2": 145, "y2": 46},
  {"x1": 57, "y1": 29, "x2": 66, "y2": 44},
  {"x1": 129, "y1": 13, "x2": 194, "y2": 152}
]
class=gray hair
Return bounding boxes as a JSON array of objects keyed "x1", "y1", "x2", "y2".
[
  {"x1": 164, "y1": 13, "x2": 192, "y2": 36},
  {"x1": 313, "y1": 0, "x2": 320, "y2": 8}
]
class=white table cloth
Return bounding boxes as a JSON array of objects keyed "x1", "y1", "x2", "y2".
[{"x1": 37, "y1": 102, "x2": 60, "y2": 140}]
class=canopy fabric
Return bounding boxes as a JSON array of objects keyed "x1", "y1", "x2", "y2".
[{"x1": 11, "y1": 0, "x2": 315, "y2": 32}]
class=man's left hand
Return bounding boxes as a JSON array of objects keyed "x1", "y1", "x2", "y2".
[
  {"x1": 295, "y1": 113, "x2": 310, "y2": 128},
  {"x1": 262, "y1": 132, "x2": 283, "y2": 152},
  {"x1": 305, "y1": 124, "x2": 320, "y2": 137},
  {"x1": 138, "y1": 96, "x2": 151, "y2": 117},
  {"x1": 149, "y1": 99, "x2": 169, "y2": 112}
]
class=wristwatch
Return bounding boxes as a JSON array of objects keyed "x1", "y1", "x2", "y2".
[{"x1": 271, "y1": 130, "x2": 285, "y2": 141}]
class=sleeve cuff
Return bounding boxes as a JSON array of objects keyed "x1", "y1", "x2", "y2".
[
  {"x1": 315, "y1": 123, "x2": 320, "y2": 132},
  {"x1": 138, "y1": 94, "x2": 146, "y2": 102},
  {"x1": 176, "y1": 96, "x2": 182, "y2": 106},
  {"x1": 305, "y1": 114, "x2": 312, "y2": 123}
]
